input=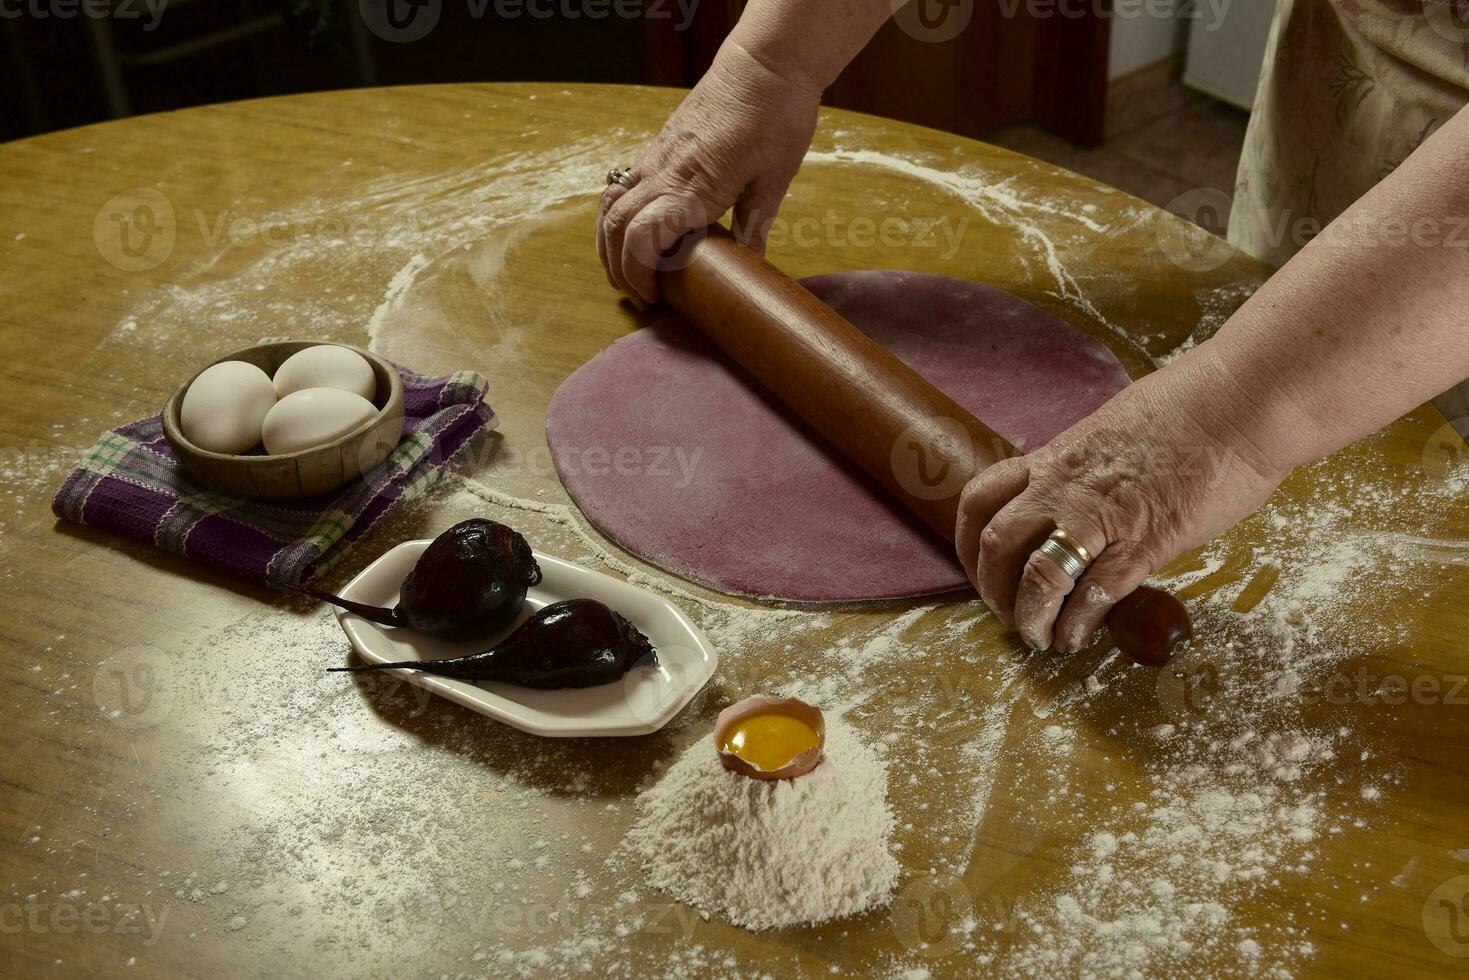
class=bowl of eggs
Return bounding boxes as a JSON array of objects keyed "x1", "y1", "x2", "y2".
[{"x1": 162, "y1": 340, "x2": 405, "y2": 500}]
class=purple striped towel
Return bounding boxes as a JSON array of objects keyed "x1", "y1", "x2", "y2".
[{"x1": 52, "y1": 361, "x2": 495, "y2": 588}]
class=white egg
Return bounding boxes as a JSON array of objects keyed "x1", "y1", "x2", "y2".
[
  {"x1": 273, "y1": 344, "x2": 376, "y2": 400},
  {"x1": 261, "y1": 387, "x2": 379, "y2": 455},
  {"x1": 179, "y1": 361, "x2": 278, "y2": 455}
]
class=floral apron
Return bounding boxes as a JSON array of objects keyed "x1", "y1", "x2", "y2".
[{"x1": 1229, "y1": 0, "x2": 1469, "y2": 428}]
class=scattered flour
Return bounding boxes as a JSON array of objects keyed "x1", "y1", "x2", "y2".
[
  {"x1": 13, "y1": 111, "x2": 1463, "y2": 977},
  {"x1": 1154, "y1": 280, "x2": 1263, "y2": 367},
  {"x1": 802, "y1": 146, "x2": 1138, "y2": 345},
  {"x1": 365, "y1": 251, "x2": 431, "y2": 345},
  {"x1": 9, "y1": 417, "x2": 1461, "y2": 976}
]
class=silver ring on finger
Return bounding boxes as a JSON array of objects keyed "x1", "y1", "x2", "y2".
[
  {"x1": 606, "y1": 168, "x2": 638, "y2": 190},
  {"x1": 1034, "y1": 527, "x2": 1093, "y2": 581}
]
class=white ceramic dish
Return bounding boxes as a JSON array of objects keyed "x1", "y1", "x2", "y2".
[{"x1": 331, "y1": 540, "x2": 718, "y2": 737}]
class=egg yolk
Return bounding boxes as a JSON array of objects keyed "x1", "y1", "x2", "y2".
[{"x1": 719, "y1": 713, "x2": 820, "y2": 772}]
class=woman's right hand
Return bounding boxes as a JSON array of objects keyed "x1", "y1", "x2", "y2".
[{"x1": 595, "y1": 42, "x2": 822, "y2": 307}]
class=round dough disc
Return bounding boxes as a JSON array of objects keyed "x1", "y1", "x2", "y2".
[{"x1": 545, "y1": 270, "x2": 1131, "y2": 602}]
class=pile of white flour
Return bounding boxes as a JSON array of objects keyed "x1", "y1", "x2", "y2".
[{"x1": 627, "y1": 719, "x2": 899, "y2": 931}]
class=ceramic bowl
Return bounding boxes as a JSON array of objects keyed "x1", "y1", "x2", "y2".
[{"x1": 161, "y1": 339, "x2": 404, "y2": 500}]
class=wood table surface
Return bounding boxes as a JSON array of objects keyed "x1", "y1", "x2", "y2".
[{"x1": 2, "y1": 83, "x2": 1467, "y2": 979}]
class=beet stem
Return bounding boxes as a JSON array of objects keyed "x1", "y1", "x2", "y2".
[{"x1": 303, "y1": 588, "x2": 407, "y2": 628}]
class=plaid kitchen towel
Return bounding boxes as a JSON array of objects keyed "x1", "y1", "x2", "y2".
[{"x1": 52, "y1": 361, "x2": 495, "y2": 588}]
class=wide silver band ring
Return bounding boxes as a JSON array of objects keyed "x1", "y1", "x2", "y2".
[
  {"x1": 1035, "y1": 532, "x2": 1089, "y2": 581},
  {"x1": 606, "y1": 168, "x2": 638, "y2": 190},
  {"x1": 1048, "y1": 527, "x2": 1093, "y2": 566}
]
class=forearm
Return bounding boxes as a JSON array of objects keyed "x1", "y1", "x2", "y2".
[
  {"x1": 718, "y1": 0, "x2": 898, "y2": 93},
  {"x1": 1179, "y1": 105, "x2": 1469, "y2": 473}
]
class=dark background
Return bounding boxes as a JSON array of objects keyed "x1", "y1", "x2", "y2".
[
  {"x1": 2, "y1": 0, "x2": 647, "y2": 140},
  {"x1": 2, "y1": 0, "x2": 1112, "y2": 145}
]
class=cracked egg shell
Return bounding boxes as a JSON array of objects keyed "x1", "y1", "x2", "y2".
[{"x1": 713, "y1": 695, "x2": 825, "y2": 781}]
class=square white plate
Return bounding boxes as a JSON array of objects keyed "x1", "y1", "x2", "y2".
[{"x1": 330, "y1": 539, "x2": 718, "y2": 737}]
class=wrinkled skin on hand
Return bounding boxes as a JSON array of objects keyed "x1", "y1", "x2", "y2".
[
  {"x1": 955, "y1": 359, "x2": 1291, "y2": 653},
  {"x1": 595, "y1": 42, "x2": 821, "y2": 305}
]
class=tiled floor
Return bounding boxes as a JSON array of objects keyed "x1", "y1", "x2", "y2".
[{"x1": 987, "y1": 58, "x2": 1250, "y2": 234}]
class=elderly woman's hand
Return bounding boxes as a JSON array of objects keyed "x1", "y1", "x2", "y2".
[
  {"x1": 595, "y1": 42, "x2": 821, "y2": 306},
  {"x1": 954, "y1": 352, "x2": 1292, "y2": 653}
]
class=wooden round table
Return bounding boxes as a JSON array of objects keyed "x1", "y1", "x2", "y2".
[{"x1": 3, "y1": 84, "x2": 1467, "y2": 978}]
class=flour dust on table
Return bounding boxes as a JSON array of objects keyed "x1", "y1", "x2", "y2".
[
  {"x1": 426, "y1": 439, "x2": 1467, "y2": 976},
  {"x1": 35, "y1": 103, "x2": 1462, "y2": 977}
]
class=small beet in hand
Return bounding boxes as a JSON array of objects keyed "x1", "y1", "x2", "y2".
[
  {"x1": 307, "y1": 519, "x2": 541, "y2": 640},
  {"x1": 329, "y1": 598, "x2": 656, "y2": 690}
]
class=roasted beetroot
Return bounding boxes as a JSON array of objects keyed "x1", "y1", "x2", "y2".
[
  {"x1": 307, "y1": 519, "x2": 541, "y2": 640},
  {"x1": 329, "y1": 598, "x2": 656, "y2": 689}
]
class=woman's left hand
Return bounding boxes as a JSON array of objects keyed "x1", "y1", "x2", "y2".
[{"x1": 954, "y1": 353, "x2": 1291, "y2": 653}]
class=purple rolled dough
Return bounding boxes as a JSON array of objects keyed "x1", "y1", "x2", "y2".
[{"x1": 545, "y1": 270, "x2": 1130, "y2": 602}]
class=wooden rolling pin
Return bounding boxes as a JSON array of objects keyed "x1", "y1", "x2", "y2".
[{"x1": 657, "y1": 226, "x2": 1191, "y2": 666}]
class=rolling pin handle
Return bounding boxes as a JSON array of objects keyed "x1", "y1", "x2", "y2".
[{"x1": 1105, "y1": 585, "x2": 1193, "y2": 667}]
